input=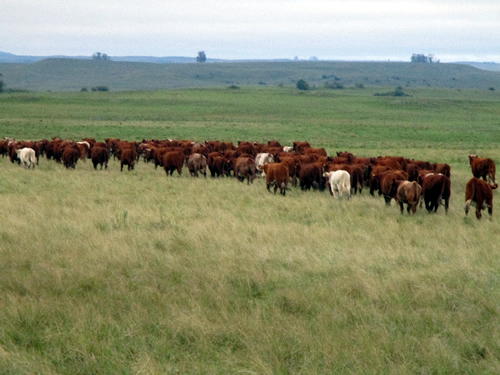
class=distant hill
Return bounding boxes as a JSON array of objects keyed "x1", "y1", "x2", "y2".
[
  {"x1": 1, "y1": 57, "x2": 500, "y2": 92},
  {"x1": 0, "y1": 51, "x2": 199, "y2": 64},
  {"x1": 455, "y1": 62, "x2": 500, "y2": 72}
]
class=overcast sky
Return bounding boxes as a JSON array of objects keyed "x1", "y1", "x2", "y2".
[{"x1": 2, "y1": 0, "x2": 499, "y2": 62}]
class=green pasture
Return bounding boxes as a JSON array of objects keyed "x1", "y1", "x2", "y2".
[
  {"x1": 1, "y1": 86, "x2": 500, "y2": 153},
  {"x1": 1, "y1": 87, "x2": 500, "y2": 374},
  {"x1": 2, "y1": 59, "x2": 500, "y2": 92}
]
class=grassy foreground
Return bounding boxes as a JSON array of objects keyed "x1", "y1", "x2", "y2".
[{"x1": 1, "y1": 87, "x2": 500, "y2": 373}]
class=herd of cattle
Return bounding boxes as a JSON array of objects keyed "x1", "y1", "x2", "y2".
[{"x1": 1, "y1": 137, "x2": 497, "y2": 219}]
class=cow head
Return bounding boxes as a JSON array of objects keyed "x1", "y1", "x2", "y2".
[{"x1": 468, "y1": 154, "x2": 478, "y2": 166}]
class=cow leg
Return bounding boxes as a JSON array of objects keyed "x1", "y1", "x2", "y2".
[
  {"x1": 425, "y1": 199, "x2": 432, "y2": 213},
  {"x1": 476, "y1": 205, "x2": 482, "y2": 219},
  {"x1": 333, "y1": 188, "x2": 339, "y2": 199},
  {"x1": 370, "y1": 181, "x2": 377, "y2": 196}
]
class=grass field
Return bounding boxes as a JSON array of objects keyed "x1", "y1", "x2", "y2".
[
  {"x1": 2, "y1": 59, "x2": 500, "y2": 92},
  {"x1": 1, "y1": 86, "x2": 500, "y2": 374}
]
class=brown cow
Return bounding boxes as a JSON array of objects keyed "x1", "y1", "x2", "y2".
[
  {"x1": 76, "y1": 142, "x2": 90, "y2": 160},
  {"x1": 420, "y1": 173, "x2": 451, "y2": 214},
  {"x1": 8, "y1": 141, "x2": 22, "y2": 164},
  {"x1": 292, "y1": 141, "x2": 311, "y2": 153},
  {"x1": 187, "y1": 153, "x2": 207, "y2": 177},
  {"x1": 237, "y1": 142, "x2": 256, "y2": 157},
  {"x1": 465, "y1": 177, "x2": 493, "y2": 219},
  {"x1": 299, "y1": 162, "x2": 324, "y2": 191},
  {"x1": 468, "y1": 155, "x2": 497, "y2": 189},
  {"x1": 120, "y1": 148, "x2": 137, "y2": 171},
  {"x1": 276, "y1": 156, "x2": 298, "y2": 187},
  {"x1": 91, "y1": 146, "x2": 109, "y2": 170},
  {"x1": 405, "y1": 163, "x2": 421, "y2": 182},
  {"x1": 303, "y1": 147, "x2": 327, "y2": 157},
  {"x1": 369, "y1": 165, "x2": 393, "y2": 196},
  {"x1": 209, "y1": 156, "x2": 230, "y2": 177},
  {"x1": 268, "y1": 140, "x2": 282, "y2": 148},
  {"x1": 408, "y1": 159, "x2": 432, "y2": 171},
  {"x1": 0, "y1": 139, "x2": 9, "y2": 158},
  {"x1": 376, "y1": 156, "x2": 406, "y2": 171},
  {"x1": 336, "y1": 151, "x2": 355, "y2": 160},
  {"x1": 163, "y1": 151, "x2": 184, "y2": 176},
  {"x1": 259, "y1": 163, "x2": 290, "y2": 196},
  {"x1": 234, "y1": 156, "x2": 256, "y2": 184},
  {"x1": 395, "y1": 180, "x2": 422, "y2": 214},
  {"x1": 379, "y1": 170, "x2": 409, "y2": 205},
  {"x1": 62, "y1": 146, "x2": 79, "y2": 169},
  {"x1": 433, "y1": 163, "x2": 451, "y2": 178}
]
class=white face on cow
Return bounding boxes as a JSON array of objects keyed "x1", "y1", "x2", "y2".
[{"x1": 468, "y1": 154, "x2": 478, "y2": 166}]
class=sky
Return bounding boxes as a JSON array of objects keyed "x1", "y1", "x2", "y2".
[{"x1": 2, "y1": 0, "x2": 499, "y2": 62}]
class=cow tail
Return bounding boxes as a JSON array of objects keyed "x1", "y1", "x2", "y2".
[
  {"x1": 412, "y1": 181, "x2": 419, "y2": 201},
  {"x1": 465, "y1": 180, "x2": 475, "y2": 214},
  {"x1": 490, "y1": 162, "x2": 498, "y2": 189}
]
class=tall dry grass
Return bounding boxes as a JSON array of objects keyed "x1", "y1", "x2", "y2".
[{"x1": 1, "y1": 153, "x2": 499, "y2": 373}]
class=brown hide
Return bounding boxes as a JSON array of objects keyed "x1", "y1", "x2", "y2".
[
  {"x1": 465, "y1": 177, "x2": 493, "y2": 219},
  {"x1": 469, "y1": 155, "x2": 497, "y2": 189},
  {"x1": 421, "y1": 173, "x2": 451, "y2": 214},
  {"x1": 260, "y1": 163, "x2": 290, "y2": 195},
  {"x1": 163, "y1": 151, "x2": 185, "y2": 176},
  {"x1": 396, "y1": 181, "x2": 422, "y2": 214},
  {"x1": 120, "y1": 148, "x2": 137, "y2": 171},
  {"x1": 234, "y1": 156, "x2": 256, "y2": 185}
]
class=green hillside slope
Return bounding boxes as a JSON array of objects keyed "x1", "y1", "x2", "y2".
[{"x1": 1, "y1": 58, "x2": 499, "y2": 91}]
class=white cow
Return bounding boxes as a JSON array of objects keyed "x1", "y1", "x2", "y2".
[
  {"x1": 283, "y1": 146, "x2": 293, "y2": 152},
  {"x1": 15, "y1": 147, "x2": 37, "y2": 169},
  {"x1": 324, "y1": 170, "x2": 351, "y2": 199},
  {"x1": 255, "y1": 153, "x2": 275, "y2": 177}
]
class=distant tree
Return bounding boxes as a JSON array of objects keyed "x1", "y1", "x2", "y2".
[
  {"x1": 374, "y1": 86, "x2": 412, "y2": 97},
  {"x1": 197, "y1": 51, "x2": 207, "y2": 63},
  {"x1": 92, "y1": 52, "x2": 110, "y2": 61},
  {"x1": 296, "y1": 79, "x2": 310, "y2": 91},
  {"x1": 0, "y1": 73, "x2": 3, "y2": 93},
  {"x1": 324, "y1": 81, "x2": 344, "y2": 89},
  {"x1": 91, "y1": 86, "x2": 109, "y2": 92},
  {"x1": 411, "y1": 53, "x2": 439, "y2": 63}
]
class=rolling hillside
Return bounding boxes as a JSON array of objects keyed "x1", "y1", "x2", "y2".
[{"x1": 1, "y1": 58, "x2": 500, "y2": 92}]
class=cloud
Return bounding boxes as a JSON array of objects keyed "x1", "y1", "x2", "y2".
[{"x1": 1, "y1": 0, "x2": 499, "y2": 61}]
